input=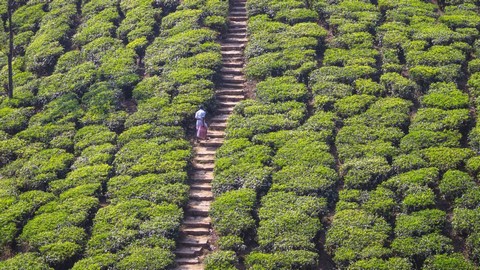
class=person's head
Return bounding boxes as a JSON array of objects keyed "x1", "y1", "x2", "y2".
[{"x1": 199, "y1": 105, "x2": 205, "y2": 110}]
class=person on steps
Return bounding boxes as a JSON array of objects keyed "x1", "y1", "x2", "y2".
[{"x1": 195, "y1": 105, "x2": 208, "y2": 142}]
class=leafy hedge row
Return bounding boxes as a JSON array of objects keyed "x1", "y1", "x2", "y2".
[
  {"x1": 0, "y1": 0, "x2": 212, "y2": 268},
  {"x1": 324, "y1": 0, "x2": 479, "y2": 268},
  {"x1": 207, "y1": 1, "x2": 334, "y2": 269},
  {"x1": 71, "y1": 0, "x2": 230, "y2": 268}
]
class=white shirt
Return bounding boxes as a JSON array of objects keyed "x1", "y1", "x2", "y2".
[{"x1": 195, "y1": 109, "x2": 207, "y2": 128}]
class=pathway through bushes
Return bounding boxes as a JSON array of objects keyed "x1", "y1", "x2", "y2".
[{"x1": 173, "y1": 1, "x2": 247, "y2": 269}]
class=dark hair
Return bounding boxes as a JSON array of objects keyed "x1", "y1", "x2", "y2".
[{"x1": 199, "y1": 105, "x2": 205, "y2": 110}]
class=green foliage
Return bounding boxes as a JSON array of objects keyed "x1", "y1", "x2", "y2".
[
  {"x1": 421, "y1": 82, "x2": 469, "y2": 110},
  {"x1": 400, "y1": 130, "x2": 461, "y2": 152},
  {"x1": 423, "y1": 253, "x2": 476, "y2": 270},
  {"x1": 49, "y1": 164, "x2": 111, "y2": 194},
  {"x1": 380, "y1": 72, "x2": 418, "y2": 98},
  {"x1": 210, "y1": 189, "x2": 256, "y2": 237},
  {"x1": 0, "y1": 106, "x2": 34, "y2": 134},
  {"x1": 326, "y1": 209, "x2": 391, "y2": 266},
  {"x1": 349, "y1": 257, "x2": 412, "y2": 270},
  {"x1": 439, "y1": 170, "x2": 475, "y2": 199},
  {"x1": 391, "y1": 233, "x2": 453, "y2": 260},
  {"x1": 204, "y1": 251, "x2": 238, "y2": 270},
  {"x1": 395, "y1": 209, "x2": 446, "y2": 237},
  {"x1": 86, "y1": 200, "x2": 182, "y2": 256},
  {"x1": 114, "y1": 139, "x2": 191, "y2": 176},
  {"x1": 117, "y1": 246, "x2": 174, "y2": 270},
  {"x1": 341, "y1": 157, "x2": 391, "y2": 189},
  {"x1": 256, "y1": 76, "x2": 307, "y2": 102},
  {"x1": 334, "y1": 95, "x2": 376, "y2": 118},
  {"x1": 0, "y1": 253, "x2": 52, "y2": 270},
  {"x1": 257, "y1": 192, "x2": 326, "y2": 251},
  {"x1": 107, "y1": 173, "x2": 188, "y2": 206},
  {"x1": 411, "y1": 108, "x2": 469, "y2": 132},
  {"x1": 245, "y1": 250, "x2": 319, "y2": 270},
  {"x1": 421, "y1": 147, "x2": 474, "y2": 171}
]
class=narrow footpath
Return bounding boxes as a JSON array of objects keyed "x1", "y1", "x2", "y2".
[{"x1": 174, "y1": 0, "x2": 248, "y2": 269}]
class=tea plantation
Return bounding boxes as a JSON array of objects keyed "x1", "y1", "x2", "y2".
[{"x1": 0, "y1": 0, "x2": 479, "y2": 269}]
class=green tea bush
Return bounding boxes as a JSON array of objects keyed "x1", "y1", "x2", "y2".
[
  {"x1": 349, "y1": 257, "x2": 412, "y2": 270},
  {"x1": 326, "y1": 209, "x2": 391, "y2": 267},
  {"x1": 391, "y1": 233, "x2": 453, "y2": 261},
  {"x1": 245, "y1": 250, "x2": 319, "y2": 270},
  {"x1": 114, "y1": 138, "x2": 191, "y2": 176},
  {"x1": 439, "y1": 170, "x2": 476, "y2": 199},
  {"x1": 410, "y1": 108, "x2": 469, "y2": 132},
  {"x1": 400, "y1": 130, "x2": 461, "y2": 152},
  {"x1": 49, "y1": 164, "x2": 111, "y2": 194},
  {"x1": 0, "y1": 252, "x2": 52, "y2": 270},
  {"x1": 257, "y1": 192, "x2": 326, "y2": 251},
  {"x1": 74, "y1": 125, "x2": 116, "y2": 153},
  {"x1": 421, "y1": 82, "x2": 469, "y2": 110},
  {"x1": 204, "y1": 250, "x2": 238, "y2": 270},
  {"x1": 395, "y1": 209, "x2": 446, "y2": 237},
  {"x1": 210, "y1": 189, "x2": 256, "y2": 238},
  {"x1": 421, "y1": 147, "x2": 474, "y2": 171},
  {"x1": 107, "y1": 173, "x2": 189, "y2": 205},
  {"x1": 0, "y1": 106, "x2": 34, "y2": 133},
  {"x1": 334, "y1": 95, "x2": 376, "y2": 117},
  {"x1": 28, "y1": 94, "x2": 80, "y2": 124},
  {"x1": 380, "y1": 72, "x2": 418, "y2": 98},
  {"x1": 256, "y1": 76, "x2": 308, "y2": 102},
  {"x1": 85, "y1": 199, "x2": 182, "y2": 256},
  {"x1": 422, "y1": 253, "x2": 476, "y2": 270},
  {"x1": 72, "y1": 143, "x2": 116, "y2": 169},
  {"x1": 341, "y1": 157, "x2": 391, "y2": 189}
]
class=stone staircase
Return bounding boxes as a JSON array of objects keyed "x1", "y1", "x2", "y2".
[{"x1": 174, "y1": 0, "x2": 247, "y2": 269}]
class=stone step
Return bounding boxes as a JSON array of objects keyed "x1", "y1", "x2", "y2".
[
  {"x1": 194, "y1": 145, "x2": 217, "y2": 153},
  {"x1": 221, "y1": 74, "x2": 245, "y2": 83},
  {"x1": 217, "y1": 94, "x2": 244, "y2": 102},
  {"x1": 175, "y1": 247, "x2": 203, "y2": 258},
  {"x1": 218, "y1": 106, "x2": 235, "y2": 114},
  {"x1": 221, "y1": 50, "x2": 243, "y2": 57},
  {"x1": 222, "y1": 61, "x2": 243, "y2": 68},
  {"x1": 179, "y1": 234, "x2": 210, "y2": 246},
  {"x1": 226, "y1": 32, "x2": 247, "y2": 39},
  {"x1": 191, "y1": 182, "x2": 212, "y2": 191},
  {"x1": 184, "y1": 216, "x2": 212, "y2": 228},
  {"x1": 223, "y1": 55, "x2": 243, "y2": 61},
  {"x1": 221, "y1": 44, "x2": 245, "y2": 51},
  {"x1": 217, "y1": 100, "x2": 240, "y2": 107},
  {"x1": 224, "y1": 38, "x2": 248, "y2": 43},
  {"x1": 228, "y1": 27, "x2": 247, "y2": 33},
  {"x1": 229, "y1": 16, "x2": 247, "y2": 21},
  {"x1": 189, "y1": 189, "x2": 213, "y2": 200},
  {"x1": 220, "y1": 82, "x2": 244, "y2": 89},
  {"x1": 182, "y1": 227, "x2": 210, "y2": 236},
  {"x1": 191, "y1": 171, "x2": 213, "y2": 181},
  {"x1": 229, "y1": 21, "x2": 247, "y2": 27},
  {"x1": 175, "y1": 257, "x2": 200, "y2": 266},
  {"x1": 216, "y1": 88, "x2": 244, "y2": 95},
  {"x1": 205, "y1": 130, "x2": 225, "y2": 138},
  {"x1": 200, "y1": 139, "x2": 224, "y2": 147},
  {"x1": 175, "y1": 264, "x2": 204, "y2": 270},
  {"x1": 210, "y1": 114, "x2": 230, "y2": 121},
  {"x1": 209, "y1": 122, "x2": 227, "y2": 131},
  {"x1": 192, "y1": 162, "x2": 214, "y2": 171},
  {"x1": 193, "y1": 155, "x2": 215, "y2": 163},
  {"x1": 221, "y1": 67, "x2": 243, "y2": 74},
  {"x1": 230, "y1": 11, "x2": 246, "y2": 16},
  {"x1": 186, "y1": 200, "x2": 211, "y2": 216}
]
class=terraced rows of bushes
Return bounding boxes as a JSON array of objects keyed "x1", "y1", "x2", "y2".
[
  {"x1": 208, "y1": 0, "x2": 480, "y2": 269},
  {"x1": 0, "y1": 0, "x2": 228, "y2": 268}
]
